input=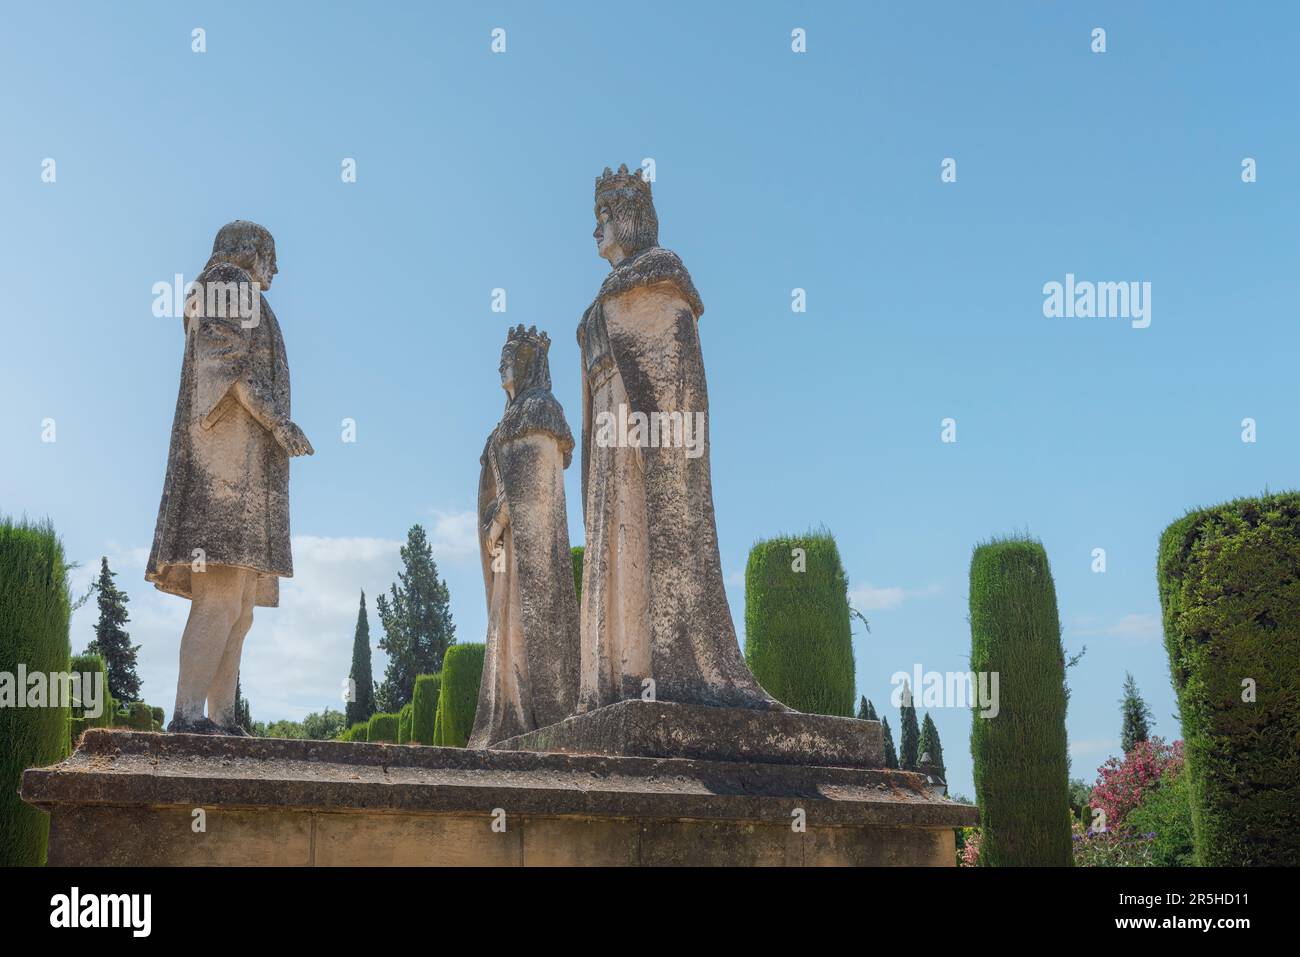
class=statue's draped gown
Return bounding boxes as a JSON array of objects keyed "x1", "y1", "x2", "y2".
[
  {"x1": 577, "y1": 247, "x2": 784, "y2": 711},
  {"x1": 469, "y1": 365, "x2": 580, "y2": 747},
  {"x1": 146, "y1": 261, "x2": 291, "y2": 608}
]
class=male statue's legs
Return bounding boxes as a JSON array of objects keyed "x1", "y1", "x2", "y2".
[
  {"x1": 171, "y1": 565, "x2": 246, "y2": 730},
  {"x1": 207, "y1": 571, "x2": 258, "y2": 730}
]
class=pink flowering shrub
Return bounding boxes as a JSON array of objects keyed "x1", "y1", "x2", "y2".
[
  {"x1": 1088, "y1": 737, "x2": 1183, "y2": 832},
  {"x1": 958, "y1": 827, "x2": 981, "y2": 866}
]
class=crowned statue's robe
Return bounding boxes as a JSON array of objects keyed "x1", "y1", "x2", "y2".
[
  {"x1": 146, "y1": 262, "x2": 292, "y2": 607},
  {"x1": 577, "y1": 247, "x2": 784, "y2": 711},
  {"x1": 469, "y1": 388, "x2": 581, "y2": 747}
]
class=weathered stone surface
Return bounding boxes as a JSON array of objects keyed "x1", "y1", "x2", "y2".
[
  {"x1": 470, "y1": 326, "x2": 580, "y2": 747},
  {"x1": 145, "y1": 221, "x2": 313, "y2": 733},
  {"x1": 494, "y1": 699, "x2": 884, "y2": 768},
  {"x1": 22, "y1": 729, "x2": 975, "y2": 866},
  {"x1": 578, "y1": 165, "x2": 780, "y2": 712}
]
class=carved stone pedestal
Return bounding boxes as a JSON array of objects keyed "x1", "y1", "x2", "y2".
[
  {"x1": 494, "y1": 699, "x2": 884, "y2": 768},
  {"x1": 22, "y1": 729, "x2": 975, "y2": 866}
]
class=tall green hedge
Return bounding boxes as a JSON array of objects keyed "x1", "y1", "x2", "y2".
[
  {"x1": 571, "y1": 546, "x2": 584, "y2": 601},
  {"x1": 743, "y1": 532, "x2": 854, "y2": 716},
  {"x1": 411, "y1": 673, "x2": 441, "y2": 745},
  {"x1": 969, "y1": 537, "x2": 1071, "y2": 866},
  {"x1": 367, "y1": 712, "x2": 399, "y2": 743},
  {"x1": 1157, "y1": 492, "x2": 1300, "y2": 865},
  {"x1": 1, "y1": 518, "x2": 72, "y2": 866},
  {"x1": 69, "y1": 653, "x2": 112, "y2": 746},
  {"x1": 434, "y1": 643, "x2": 485, "y2": 747},
  {"x1": 397, "y1": 701, "x2": 413, "y2": 743},
  {"x1": 340, "y1": 721, "x2": 369, "y2": 742}
]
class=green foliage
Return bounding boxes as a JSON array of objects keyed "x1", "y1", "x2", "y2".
[
  {"x1": 340, "y1": 721, "x2": 370, "y2": 742},
  {"x1": 346, "y1": 590, "x2": 376, "y2": 727},
  {"x1": 1157, "y1": 492, "x2": 1300, "y2": 865},
  {"x1": 880, "y1": 715, "x2": 899, "y2": 769},
  {"x1": 969, "y1": 537, "x2": 1072, "y2": 866},
  {"x1": 1126, "y1": 767, "x2": 1197, "y2": 867},
  {"x1": 83, "y1": 556, "x2": 141, "y2": 703},
  {"x1": 0, "y1": 517, "x2": 72, "y2": 866},
  {"x1": 256, "y1": 708, "x2": 347, "y2": 741},
  {"x1": 376, "y1": 526, "x2": 456, "y2": 712},
  {"x1": 434, "y1": 643, "x2": 485, "y2": 747},
  {"x1": 150, "y1": 706, "x2": 164, "y2": 726},
  {"x1": 856, "y1": 696, "x2": 877, "y2": 721},
  {"x1": 1120, "y1": 672, "x2": 1153, "y2": 754},
  {"x1": 124, "y1": 701, "x2": 155, "y2": 731},
  {"x1": 1068, "y1": 777, "x2": 1092, "y2": 826},
  {"x1": 367, "y1": 712, "x2": 400, "y2": 743},
  {"x1": 69, "y1": 653, "x2": 112, "y2": 738},
  {"x1": 397, "y1": 702, "x2": 413, "y2": 743},
  {"x1": 411, "y1": 673, "x2": 441, "y2": 745},
  {"x1": 571, "y1": 546, "x2": 584, "y2": 601},
  {"x1": 233, "y1": 675, "x2": 252, "y2": 732},
  {"x1": 899, "y1": 686, "x2": 920, "y2": 770},
  {"x1": 743, "y1": 531, "x2": 855, "y2": 716},
  {"x1": 918, "y1": 712, "x2": 946, "y2": 782}
]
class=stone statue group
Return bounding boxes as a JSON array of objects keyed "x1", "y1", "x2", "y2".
[{"x1": 147, "y1": 165, "x2": 786, "y2": 740}]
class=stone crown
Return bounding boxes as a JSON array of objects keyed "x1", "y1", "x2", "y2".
[
  {"x1": 595, "y1": 163, "x2": 651, "y2": 200},
  {"x1": 507, "y1": 323, "x2": 550, "y2": 354}
]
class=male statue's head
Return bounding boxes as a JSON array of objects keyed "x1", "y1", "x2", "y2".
[
  {"x1": 499, "y1": 325, "x2": 552, "y2": 402},
  {"x1": 593, "y1": 164, "x2": 658, "y2": 267},
  {"x1": 207, "y1": 220, "x2": 278, "y2": 289}
]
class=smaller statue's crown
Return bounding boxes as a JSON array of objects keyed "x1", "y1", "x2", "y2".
[
  {"x1": 595, "y1": 163, "x2": 652, "y2": 200},
  {"x1": 506, "y1": 323, "x2": 550, "y2": 353}
]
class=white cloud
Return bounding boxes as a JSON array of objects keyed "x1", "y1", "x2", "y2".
[
  {"x1": 1070, "y1": 613, "x2": 1162, "y2": 644},
  {"x1": 848, "y1": 581, "x2": 941, "y2": 612},
  {"x1": 427, "y1": 509, "x2": 479, "y2": 563},
  {"x1": 1070, "y1": 737, "x2": 1120, "y2": 760}
]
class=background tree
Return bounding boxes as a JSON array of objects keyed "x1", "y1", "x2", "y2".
[
  {"x1": 899, "y1": 680, "x2": 920, "y2": 771},
  {"x1": 375, "y1": 525, "x2": 456, "y2": 711},
  {"x1": 84, "y1": 556, "x2": 141, "y2": 702},
  {"x1": 918, "y1": 712, "x2": 946, "y2": 782},
  {"x1": 233, "y1": 675, "x2": 252, "y2": 731},
  {"x1": 881, "y1": 715, "x2": 899, "y2": 769},
  {"x1": 346, "y1": 590, "x2": 376, "y2": 726},
  {"x1": 1119, "y1": 671, "x2": 1153, "y2": 754},
  {"x1": 856, "y1": 696, "x2": 877, "y2": 721}
]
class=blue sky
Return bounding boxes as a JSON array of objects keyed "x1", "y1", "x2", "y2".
[{"x1": 2, "y1": 2, "x2": 1296, "y2": 798}]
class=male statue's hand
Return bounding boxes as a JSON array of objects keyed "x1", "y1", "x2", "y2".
[{"x1": 274, "y1": 420, "x2": 315, "y2": 457}]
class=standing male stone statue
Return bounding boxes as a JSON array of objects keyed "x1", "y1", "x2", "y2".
[
  {"x1": 577, "y1": 166, "x2": 785, "y2": 712},
  {"x1": 469, "y1": 325, "x2": 580, "y2": 747},
  {"x1": 146, "y1": 221, "x2": 313, "y2": 735}
]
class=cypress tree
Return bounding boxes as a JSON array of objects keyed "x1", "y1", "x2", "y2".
[
  {"x1": 233, "y1": 675, "x2": 252, "y2": 731},
  {"x1": 376, "y1": 525, "x2": 456, "y2": 711},
  {"x1": 743, "y1": 531, "x2": 855, "y2": 716},
  {"x1": 1119, "y1": 671, "x2": 1153, "y2": 754},
  {"x1": 918, "y1": 712, "x2": 946, "y2": 782},
  {"x1": 571, "y1": 546, "x2": 584, "y2": 601},
  {"x1": 1, "y1": 518, "x2": 72, "y2": 866},
  {"x1": 84, "y1": 557, "x2": 141, "y2": 703},
  {"x1": 880, "y1": 715, "x2": 899, "y2": 769},
  {"x1": 969, "y1": 537, "x2": 1072, "y2": 866},
  {"x1": 857, "y1": 695, "x2": 878, "y2": 721},
  {"x1": 899, "y1": 680, "x2": 920, "y2": 771},
  {"x1": 346, "y1": 590, "x2": 376, "y2": 727}
]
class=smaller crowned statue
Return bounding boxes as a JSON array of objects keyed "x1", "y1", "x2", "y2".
[{"x1": 469, "y1": 325, "x2": 581, "y2": 747}]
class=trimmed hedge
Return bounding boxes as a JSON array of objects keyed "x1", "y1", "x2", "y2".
[
  {"x1": 411, "y1": 673, "x2": 441, "y2": 745},
  {"x1": 969, "y1": 537, "x2": 1072, "y2": 866},
  {"x1": 1157, "y1": 493, "x2": 1300, "y2": 865},
  {"x1": 743, "y1": 532, "x2": 854, "y2": 716},
  {"x1": 397, "y1": 701, "x2": 413, "y2": 743},
  {"x1": 0, "y1": 518, "x2": 72, "y2": 866},
  {"x1": 340, "y1": 721, "x2": 369, "y2": 742},
  {"x1": 571, "y1": 546, "x2": 584, "y2": 601},
  {"x1": 69, "y1": 653, "x2": 113, "y2": 746},
  {"x1": 434, "y1": 643, "x2": 485, "y2": 747},
  {"x1": 367, "y1": 712, "x2": 399, "y2": 743},
  {"x1": 124, "y1": 701, "x2": 156, "y2": 731}
]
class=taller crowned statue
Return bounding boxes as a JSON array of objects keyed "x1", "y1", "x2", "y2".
[{"x1": 578, "y1": 165, "x2": 784, "y2": 712}]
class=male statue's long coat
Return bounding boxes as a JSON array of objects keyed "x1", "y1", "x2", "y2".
[{"x1": 145, "y1": 262, "x2": 292, "y2": 607}]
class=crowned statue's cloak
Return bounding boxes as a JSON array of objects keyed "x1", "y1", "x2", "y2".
[
  {"x1": 146, "y1": 261, "x2": 292, "y2": 607},
  {"x1": 469, "y1": 383, "x2": 581, "y2": 747},
  {"x1": 577, "y1": 247, "x2": 784, "y2": 711}
]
